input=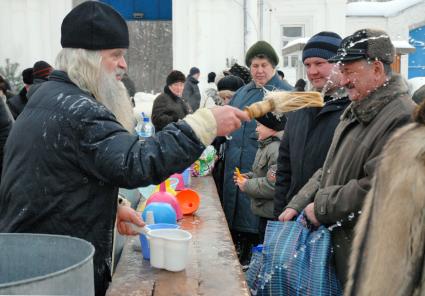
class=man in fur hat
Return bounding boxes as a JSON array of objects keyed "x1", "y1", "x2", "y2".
[
  {"x1": 280, "y1": 28, "x2": 415, "y2": 287},
  {"x1": 0, "y1": 2, "x2": 248, "y2": 295}
]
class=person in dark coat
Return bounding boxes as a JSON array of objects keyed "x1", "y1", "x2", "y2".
[
  {"x1": 183, "y1": 66, "x2": 201, "y2": 111},
  {"x1": 222, "y1": 40, "x2": 292, "y2": 266},
  {"x1": 274, "y1": 31, "x2": 350, "y2": 218},
  {"x1": 27, "y1": 60, "x2": 53, "y2": 97},
  {"x1": 0, "y1": 97, "x2": 13, "y2": 182},
  {"x1": 151, "y1": 70, "x2": 191, "y2": 131},
  {"x1": 294, "y1": 78, "x2": 306, "y2": 91},
  {"x1": 7, "y1": 68, "x2": 33, "y2": 119},
  {"x1": 0, "y1": 75, "x2": 14, "y2": 100},
  {"x1": 212, "y1": 74, "x2": 245, "y2": 202},
  {"x1": 280, "y1": 28, "x2": 415, "y2": 287},
  {"x1": 0, "y1": 2, "x2": 249, "y2": 295}
]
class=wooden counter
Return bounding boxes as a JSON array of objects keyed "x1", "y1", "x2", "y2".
[{"x1": 106, "y1": 176, "x2": 250, "y2": 296}]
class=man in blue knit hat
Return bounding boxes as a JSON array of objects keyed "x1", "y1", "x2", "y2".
[{"x1": 275, "y1": 31, "x2": 350, "y2": 218}]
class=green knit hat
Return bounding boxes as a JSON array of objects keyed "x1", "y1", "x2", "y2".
[{"x1": 245, "y1": 41, "x2": 279, "y2": 67}]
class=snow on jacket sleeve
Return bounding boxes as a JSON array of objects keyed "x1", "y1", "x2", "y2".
[{"x1": 73, "y1": 99, "x2": 207, "y2": 188}]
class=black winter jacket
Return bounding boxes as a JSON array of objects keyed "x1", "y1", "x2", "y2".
[
  {"x1": 7, "y1": 87, "x2": 28, "y2": 119},
  {"x1": 0, "y1": 71, "x2": 205, "y2": 295},
  {"x1": 0, "y1": 98, "x2": 13, "y2": 180},
  {"x1": 151, "y1": 86, "x2": 190, "y2": 132},
  {"x1": 273, "y1": 95, "x2": 350, "y2": 217},
  {"x1": 183, "y1": 76, "x2": 201, "y2": 112}
]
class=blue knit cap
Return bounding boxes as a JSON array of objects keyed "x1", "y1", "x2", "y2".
[{"x1": 302, "y1": 31, "x2": 342, "y2": 62}]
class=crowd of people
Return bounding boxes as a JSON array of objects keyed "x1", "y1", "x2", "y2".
[{"x1": 0, "y1": 1, "x2": 424, "y2": 295}]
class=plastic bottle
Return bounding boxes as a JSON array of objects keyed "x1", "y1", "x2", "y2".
[{"x1": 135, "y1": 113, "x2": 155, "y2": 139}]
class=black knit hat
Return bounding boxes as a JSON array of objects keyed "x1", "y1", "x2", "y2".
[
  {"x1": 329, "y1": 29, "x2": 395, "y2": 64},
  {"x1": 61, "y1": 1, "x2": 129, "y2": 50},
  {"x1": 166, "y1": 70, "x2": 186, "y2": 86},
  {"x1": 245, "y1": 41, "x2": 279, "y2": 67},
  {"x1": 257, "y1": 113, "x2": 286, "y2": 131},
  {"x1": 302, "y1": 31, "x2": 342, "y2": 62},
  {"x1": 33, "y1": 61, "x2": 53, "y2": 80},
  {"x1": 22, "y1": 68, "x2": 33, "y2": 85},
  {"x1": 217, "y1": 75, "x2": 244, "y2": 92}
]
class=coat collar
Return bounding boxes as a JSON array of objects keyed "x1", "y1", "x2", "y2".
[
  {"x1": 341, "y1": 74, "x2": 409, "y2": 124},
  {"x1": 245, "y1": 72, "x2": 283, "y2": 92},
  {"x1": 164, "y1": 85, "x2": 180, "y2": 101},
  {"x1": 258, "y1": 134, "x2": 281, "y2": 148}
]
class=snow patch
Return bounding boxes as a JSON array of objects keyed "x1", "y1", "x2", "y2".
[{"x1": 347, "y1": 0, "x2": 423, "y2": 17}]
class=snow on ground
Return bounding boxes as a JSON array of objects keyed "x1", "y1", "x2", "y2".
[{"x1": 133, "y1": 91, "x2": 159, "y2": 119}]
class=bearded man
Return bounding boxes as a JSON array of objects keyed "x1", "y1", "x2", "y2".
[{"x1": 0, "y1": 2, "x2": 248, "y2": 295}]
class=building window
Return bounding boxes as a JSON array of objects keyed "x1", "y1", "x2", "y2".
[{"x1": 282, "y1": 25, "x2": 304, "y2": 47}]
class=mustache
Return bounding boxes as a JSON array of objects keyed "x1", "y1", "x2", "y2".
[{"x1": 115, "y1": 68, "x2": 126, "y2": 79}]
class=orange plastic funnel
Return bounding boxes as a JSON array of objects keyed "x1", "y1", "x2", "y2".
[{"x1": 175, "y1": 189, "x2": 200, "y2": 215}]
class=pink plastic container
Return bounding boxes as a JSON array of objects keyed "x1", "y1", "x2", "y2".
[{"x1": 147, "y1": 182, "x2": 183, "y2": 220}]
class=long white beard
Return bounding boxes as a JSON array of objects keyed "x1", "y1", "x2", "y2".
[{"x1": 97, "y1": 68, "x2": 135, "y2": 133}]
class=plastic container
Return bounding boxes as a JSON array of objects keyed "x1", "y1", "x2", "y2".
[
  {"x1": 139, "y1": 223, "x2": 180, "y2": 260},
  {"x1": 147, "y1": 182, "x2": 182, "y2": 220},
  {"x1": 136, "y1": 113, "x2": 155, "y2": 139},
  {"x1": 176, "y1": 189, "x2": 200, "y2": 215},
  {"x1": 0, "y1": 233, "x2": 94, "y2": 295},
  {"x1": 182, "y1": 167, "x2": 191, "y2": 186},
  {"x1": 148, "y1": 229, "x2": 192, "y2": 272},
  {"x1": 142, "y1": 202, "x2": 177, "y2": 225}
]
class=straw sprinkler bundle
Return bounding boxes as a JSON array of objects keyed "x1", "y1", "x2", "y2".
[{"x1": 244, "y1": 91, "x2": 324, "y2": 119}]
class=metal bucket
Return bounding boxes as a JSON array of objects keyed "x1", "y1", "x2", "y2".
[{"x1": 0, "y1": 233, "x2": 95, "y2": 295}]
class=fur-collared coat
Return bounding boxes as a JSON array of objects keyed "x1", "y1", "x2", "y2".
[{"x1": 345, "y1": 109, "x2": 425, "y2": 296}]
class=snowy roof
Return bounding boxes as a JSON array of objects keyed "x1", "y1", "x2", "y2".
[
  {"x1": 282, "y1": 38, "x2": 415, "y2": 55},
  {"x1": 346, "y1": 0, "x2": 424, "y2": 17},
  {"x1": 282, "y1": 37, "x2": 309, "y2": 55}
]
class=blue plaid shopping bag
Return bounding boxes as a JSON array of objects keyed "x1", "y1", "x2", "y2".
[{"x1": 247, "y1": 214, "x2": 342, "y2": 296}]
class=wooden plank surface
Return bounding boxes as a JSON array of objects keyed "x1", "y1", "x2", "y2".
[{"x1": 106, "y1": 176, "x2": 250, "y2": 296}]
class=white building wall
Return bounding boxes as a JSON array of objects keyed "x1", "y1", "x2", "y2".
[
  {"x1": 0, "y1": 0, "x2": 72, "y2": 73},
  {"x1": 346, "y1": 1, "x2": 425, "y2": 78},
  {"x1": 173, "y1": 0, "x2": 245, "y2": 87},
  {"x1": 261, "y1": 0, "x2": 346, "y2": 84}
]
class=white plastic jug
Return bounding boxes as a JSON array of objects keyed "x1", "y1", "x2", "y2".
[{"x1": 147, "y1": 229, "x2": 192, "y2": 272}]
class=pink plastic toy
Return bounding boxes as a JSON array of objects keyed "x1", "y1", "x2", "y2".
[{"x1": 147, "y1": 182, "x2": 183, "y2": 220}]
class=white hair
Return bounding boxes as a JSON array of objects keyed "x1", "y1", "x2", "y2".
[{"x1": 55, "y1": 48, "x2": 135, "y2": 132}]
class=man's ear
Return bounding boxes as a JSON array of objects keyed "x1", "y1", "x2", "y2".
[{"x1": 373, "y1": 60, "x2": 385, "y2": 76}]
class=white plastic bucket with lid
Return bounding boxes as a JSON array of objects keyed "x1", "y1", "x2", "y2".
[{"x1": 147, "y1": 229, "x2": 192, "y2": 272}]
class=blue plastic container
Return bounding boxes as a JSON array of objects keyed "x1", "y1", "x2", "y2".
[
  {"x1": 139, "y1": 223, "x2": 180, "y2": 260},
  {"x1": 182, "y1": 167, "x2": 191, "y2": 187},
  {"x1": 142, "y1": 202, "x2": 177, "y2": 225}
]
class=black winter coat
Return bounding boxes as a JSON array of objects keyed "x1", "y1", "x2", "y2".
[
  {"x1": 273, "y1": 96, "x2": 350, "y2": 217},
  {"x1": 183, "y1": 76, "x2": 201, "y2": 112},
  {"x1": 151, "y1": 86, "x2": 190, "y2": 132},
  {"x1": 7, "y1": 87, "x2": 28, "y2": 119},
  {"x1": 0, "y1": 98, "x2": 13, "y2": 180},
  {"x1": 0, "y1": 71, "x2": 205, "y2": 295}
]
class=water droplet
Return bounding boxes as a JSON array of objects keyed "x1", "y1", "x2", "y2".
[
  {"x1": 336, "y1": 221, "x2": 342, "y2": 227},
  {"x1": 348, "y1": 212, "x2": 355, "y2": 221},
  {"x1": 282, "y1": 264, "x2": 288, "y2": 269},
  {"x1": 294, "y1": 253, "x2": 298, "y2": 258},
  {"x1": 358, "y1": 210, "x2": 362, "y2": 215}
]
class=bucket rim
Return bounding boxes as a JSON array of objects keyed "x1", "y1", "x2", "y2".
[{"x1": 0, "y1": 233, "x2": 95, "y2": 289}]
